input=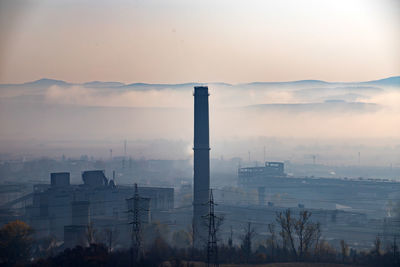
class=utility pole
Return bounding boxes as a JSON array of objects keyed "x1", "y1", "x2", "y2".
[
  {"x1": 109, "y1": 230, "x2": 112, "y2": 252},
  {"x1": 228, "y1": 226, "x2": 233, "y2": 248},
  {"x1": 243, "y1": 221, "x2": 254, "y2": 264},
  {"x1": 263, "y1": 146, "x2": 266, "y2": 163},
  {"x1": 127, "y1": 183, "x2": 143, "y2": 265},
  {"x1": 123, "y1": 140, "x2": 127, "y2": 169},
  {"x1": 206, "y1": 189, "x2": 219, "y2": 267},
  {"x1": 124, "y1": 140, "x2": 127, "y2": 158},
  {"x1": 393, "y1": 236, "x2": 398, "y2": 266},
  {"x1": 228, "y1": 225, "x2": 233, "y2": 263}
]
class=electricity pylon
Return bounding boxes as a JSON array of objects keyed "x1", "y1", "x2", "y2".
[
  {"x1": 127, "y1": 183, "x2": 146, "y2": 265},
  {"x1": 206, "y1": 189, "x2": 219, "y2": 267}
]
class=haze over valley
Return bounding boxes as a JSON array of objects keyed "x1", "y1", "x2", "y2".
[{"x1": 0, "y1": 77, "x2": 399, "y2": 173}]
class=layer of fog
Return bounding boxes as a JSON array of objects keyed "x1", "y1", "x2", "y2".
[{"x1": 0, "y1": 80, "x2": 399, "y2": 167}]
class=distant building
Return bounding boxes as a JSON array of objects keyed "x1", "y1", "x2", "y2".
[
  {"x1": 82, "y1": 170, "x2": 108, "y2": 187},
  {"x1": 51, "y1": 172, "x2": 70, "y2": 187},
  {"x1": 238, "y1": 162, "x2": 286, "y2": 187},
  {"x1": 22, "y1": 171, "x2": 174, "y2": 247},
  {"x1": 237, "y1": 161, "x2": 399, "y2": 221}
]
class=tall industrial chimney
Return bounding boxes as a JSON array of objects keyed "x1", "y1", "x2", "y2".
[{"x1": 193, "y1": 86, "x2": 210, "y2": 248}]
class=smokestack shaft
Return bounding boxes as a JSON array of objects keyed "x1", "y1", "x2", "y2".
[{"x1": 193, "y1": 86, "x2": 210, "y2": 248}]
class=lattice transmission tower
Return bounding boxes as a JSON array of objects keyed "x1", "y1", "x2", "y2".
[
  {"x1": 127, "y1": 183, "x2": 146, "y2": 265},
  {"x1": 206, "y1": 189, "x2": 219, "y2": 267}
]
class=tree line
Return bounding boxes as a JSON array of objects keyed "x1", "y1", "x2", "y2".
[{"x1": 0, "y1": 209, "x2": 399, "y2": 266}]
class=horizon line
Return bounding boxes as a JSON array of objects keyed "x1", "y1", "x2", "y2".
[{"x1": 0, "y1": 75, "x2": 399, "y2": 87}]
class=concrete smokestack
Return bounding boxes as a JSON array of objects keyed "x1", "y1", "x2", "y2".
[{"x1": 193, "y1": 86, "x2": 210, "y2": 248}]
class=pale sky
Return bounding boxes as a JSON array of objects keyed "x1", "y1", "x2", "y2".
[{"x1": 0, "y1": 0, "x2": 399, "y2": 84}]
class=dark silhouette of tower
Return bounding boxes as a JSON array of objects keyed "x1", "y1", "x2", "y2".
[
  {"x1": 128, "y1": 183, "x2": 142, "y2": 265},
  {"x1": 124, "y1": 140, "x2": 127, "y2": 158},
  {"x1": 206, "y1": 189, "x2": 219, "y2": 267},
  {"x1": 193, "y1": 86, "x2": 210, "y2": 248},
  {"x1": 228, "y1": 226, "x2": 233, "y2": 248}
]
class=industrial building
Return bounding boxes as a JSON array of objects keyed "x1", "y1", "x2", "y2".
[
  {"x1": 8, "y1": 170, "x2": 175, "y2": 248},
  {"x1": 237, "y1": 161, "x2": 399, "y2": 220},
  {"x1": 238, "y1": 161, "x2": 286, "y2": 187}
]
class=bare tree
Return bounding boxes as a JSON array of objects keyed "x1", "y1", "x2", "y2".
[
  {"x1": 276, "y1": 209, "x2": 297, "y2": 258},
  {"x1": 267, "y1": 223, "x2": 277, "y2": 261},
  {"x1": 313, "y1": 222, "x2": 321, "y2": 252},
  {"x1": 103, "y1": 227, "x2": 119, "y2": 252},
  {"x1": 86, "y1": 222, "x2": 97, "y2": 245},
  {"x1": 390, "y1": 236, "x2": 398, "y2": 266},
  {"x1": 303, "y1": 220, "x2": 320, "y2": 257},
  {"x1": 241, "y1": 222, "x2": 255, "y2": 263},
  {"x1": 188, "y1": 218, "x2": 195, "y2": 259},
  {"x1": 276, "y1": 209, "x2": 321, "y2": 261},
  {"x1": 228, "y1": 226, "x2": 233, "y2": 249},
  {"x1": 373, "y1": 236, "x2": 382, "y2": 257},
  {"x1": 340, "y1": 239, "x2": 349, "y2": 263},
  {"x1": 295, "y1": 210, "x2": 311, "y2": 258},
  {"x1": 215, "y1": 215, "x2": 225, "y2": 243},
  {"x1": 33, "y1": 235, "x2": 58, "y2": 259}
]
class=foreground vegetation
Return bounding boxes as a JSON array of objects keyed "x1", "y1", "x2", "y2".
[{"x1": 0, "y1": 209, "x2": 398, "y2": 266}]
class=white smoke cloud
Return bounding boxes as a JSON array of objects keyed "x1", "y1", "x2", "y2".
[
  {"x1": 36, "y1": 84, "x2": 400, "y2": 140},
  {"x1": 45, "y1": 85, "x2": 192, "y2": 108}
]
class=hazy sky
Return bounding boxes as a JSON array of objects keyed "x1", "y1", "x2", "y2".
[{"x1": 0, "y1": 0, "x2": 399, "y2": 84}]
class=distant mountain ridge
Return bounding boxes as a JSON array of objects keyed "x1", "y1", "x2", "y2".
[
  {"x1": 83, "y1": 81, "x2": 125, "y2": 88},
  {"x1": 0, "y1": 76, "x2": 399, "y2": 89},
  {"x1": 361, "y1": 76, "x2": 400, "y2": 86}
]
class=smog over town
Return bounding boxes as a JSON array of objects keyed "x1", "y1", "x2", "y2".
[{"x1": 0, "y1": 1, "x2": 399, "y2": 266}]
